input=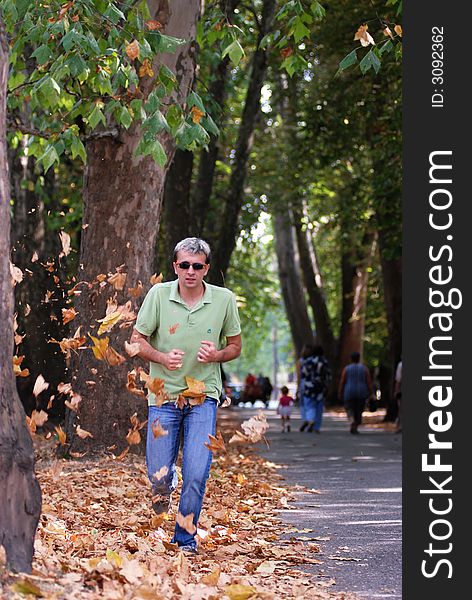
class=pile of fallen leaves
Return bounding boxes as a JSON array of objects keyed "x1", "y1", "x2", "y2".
[{"x1": 0, "y1": 415, "x2": 356, "y2": 600}]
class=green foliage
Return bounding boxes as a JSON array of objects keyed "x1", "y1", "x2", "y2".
[{"x1": 2, "y1": 0, "x2": 216, "y2": 172}]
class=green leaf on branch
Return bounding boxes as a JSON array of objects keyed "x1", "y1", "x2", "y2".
[
  {"x1": 336, "y1": 49, "x2": 358, "y2": 75},
  {"x1": 103, "y1": 3, "x2": 126, "y2": 25},
  {"x1": 67, "y1": 54, "x2": 88, "y2": 78},
  {"x1": 202, "y1": 114, "x2": 219, "y2": 137},
  {"x1": 87, "y1": 104, "x2": 106, "y2": 129},
  {"x1": 36, "y1": 76, "x2": 61, "y2": 108},
  {"x1": 310, "y1": 1, "x2": 326, "y2": 20},
  {"x1": 135, "y1": 137, "x2": 167, "y2": 166},
  {"x1": 158, "y1": 34, "x2": 186, "y2": 54},
  {"x1": 38, "y1": 145, "x2": 59, "y2": 174},
  {"x1": 31, "y1": 44, "x2": 52, "y2": 65},
  {"x1": 71, "y1": 135, "x2": 87, "y2": 162},
  {"x1": 359, "y1": 49, "x2": 381, "y2": 74},
  {"x1": 291, "y1": 18, "x2": 311, "y2": 44},
  {"x1": 222, "y1": 40, "x2": 245, "y2": 66},
  {"x1": 186, "y1": 91, "x2": 205, "y2": 112},
  {"x1": 379, "y1": 40, "x2": 394, "y2": 56}
]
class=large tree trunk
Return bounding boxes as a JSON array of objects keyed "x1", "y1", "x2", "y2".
[
  {"x1": 0, "y1": 19, "x2": 42, "y2": 573},
  {"x1": 210, "y1": 0, "x2": 277, "y2": 284},
  {"x1": 273, "y1": 212, "x2": 315, "y2": 357},
  {"x1": 67, "y1": 1, "x2": 201, "y2": 452},
  {"x1": 292, "y1": 202, "x2": 336, "y2": 366}
]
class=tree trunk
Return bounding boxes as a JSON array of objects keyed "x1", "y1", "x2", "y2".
[
  {"x1": 292, "y1": 202, "x2": 336, "y2": 365},
  {"x1": 210, "y1": 0, "x2": 277, "y2": 284},
  {"x1": 67, "y1": 1, "x2": 201, "y2": 452},
  {"x1": 0, "y1": 18, "x2": 42, "y2": 573},
  {"x1": 273, "y1": 212, "x2": 315, "y2": 357},
  {"x1": 161, "y1": 148, "x2": 193, "y2": 278}
]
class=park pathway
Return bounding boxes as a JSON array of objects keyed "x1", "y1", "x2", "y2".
[{"x1": 243, "y1": 407, "x2": 402, "y2": 599}]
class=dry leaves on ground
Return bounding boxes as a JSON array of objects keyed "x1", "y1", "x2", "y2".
[{"x1": 0, "y1": 415, "x2": 359, "y2": 600}]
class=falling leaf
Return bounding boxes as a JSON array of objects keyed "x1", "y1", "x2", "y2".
[
  {"x1": 151, "y1": 418, "x2": 168, "y2": 439},
  {"x1": 125, "y1": 341, "x2": 140, "y2": 357},
  {"x1": 31, "y1": 251, "x2": 39, "y2": 262},
  {"x1": 62, "y1": 307, "x2": 78, "y2": 324},
  {"x1": 10, "y1": 261, "x2": 23, "y2": 286},
  {"x1": 204, "y1": 431, "x2": 226, "y2": 454},
  {"x1": 229, "y1": 411, "x2": 269, "y2": 445},
  {"x1": 139, "y1": 60, "x2": 154, "y2": 78},
  {"x1": 47, "y1": 395, "x2": 55, "y2": 410},
  {"x1": 105, "y1": 346, "x2": 126, "y2": 366},
  {"x1": 58, "y1": 231, "x2": 71, "y2": 257},
  {"x1": 150, "y1": 273, "x2": 163, "y2": 285},
  {"x1": 57, "y1": 382, "x2": 72, "y2": 395},
  {"x1": 126, "y1": 370, "x2": 146, "y2": 397},
  {"x1": 125, "y1": 40, "x2": 140, "y2": 60},
  {"x1": 89, "y1": 334, "x2": 109, "y2": 361},
  {"x1": 108, "y1": 271, "x2": 127, "y2": 290},
  {"x1": 24, "y1": 303, "x2": 31, "y2": 316},
  {"x1": 97, "y1": 310, "x2": 123, "y2": 335},
  {"x1": 13, "y1": 355, "x2": 29, "y2": 377},
  {"x1": 33, "y1": 374, "x2": 49, "y2": 398},
  {"x1": 76, "y1": 425, "x2": 93, "y2": 439},
  {"x1": 152, "y1": 465, "x2": 169, "y2": 481},
  {"x1": 394, "y1": 24, "x2": 402, "y2": 37},
  {"x1": 126, "y1": 429, "x2": 141, "y2": 446},
  {"x1": 354, "y1": 24, "x2": 375, "y2": 46},
  {"x1": 191, "y1": 106, "x2": 205, "y2": 124},
  {"x1": 168, "y1": 323, "x2": 180, "y2": 335},
  {"x1": 140, "y1": 371, "x2": 168, "y2": 405},
  {"x1": 55, "y1": 425, "x2": 67, "y2": 445},
  {"x1": 176, "y1": 512, "x2": 196, "y2": 534},
  {"x1": 128, "y1": 281, "x2": 143, "y2": 298},
  {"x1": 145, "y1": 20, "x2": 162, "y2": 30},
  {"x1": 31, "y1": 410, "x2": 49, "y2": 427},
  {"x1": 182, "y1": 377, "x2": 206, "y2": 405},
  {"x1": 50, "y1": 327, "x2": 87, "y2": 358},
  {"x1": 176, "y1": 394, "x2": 187, "y2": 409},
  {"x1": 383, "y1": 26, "x2": 394, "y2": 39},
  {"x1": 65, "y1": 393, "x2": 81, "y2": 412},
  {"x1": 225, "y1": 583, "x2": 258, "y2": 600}
]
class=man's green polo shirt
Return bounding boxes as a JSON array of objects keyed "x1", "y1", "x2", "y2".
[{"x1": 135, "y1": 280, "x2": 241, "y2": 406}]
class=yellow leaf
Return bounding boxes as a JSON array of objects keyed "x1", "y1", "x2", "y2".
[
  {"x1": 139, "y1": 60, "x2": 154, "y2": 79},
  {"x1": 106, "y1": 549, "x2": 122, "y2": 568},
  {"x1": 394, "y1": 24, "x2": 402, "y2": 37},
  {"x1": 126, "y1": 39, "x2": 140, "y2": 60},
  {"x1": 97, "y1": 310, "x2": 123, "y2": 335},
  {"x1": 182, "y1": 376, "x2": 206, "y2": 397},
  {"x1": 176, "y1": 512, "x2": 196, "y2": 534},
  {"x1": 11, "y1": 579, "x2": 43, "y2": 597},
  {"x1": 13, "y1": 355, "x2": 29, "y2": 377},
  {"x1": 225, "y1": 583, "x2": 258, "y2": 600},
  {"x1": 89, "y1": 334, "x2": 109, "y2": 361}
]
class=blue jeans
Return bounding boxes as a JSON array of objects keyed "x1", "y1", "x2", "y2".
[
  {"x1": 146, "y1": 398, "x2": 217, "y2": 549},
  {"x1": 303, "y1": 394, "x2": 324, "y2": 431}
]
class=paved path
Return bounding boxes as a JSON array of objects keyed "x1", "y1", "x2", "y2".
[{"x1": 238, "y1": 407, "x2": 402, "y2": 599}]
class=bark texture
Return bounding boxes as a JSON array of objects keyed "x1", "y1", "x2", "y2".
[
  {"x1": 0, "y1": 19, "x2": 42, "y2": 572},
  {"x1": 273, "y1": 212, "x2": 315, "y2": 357},
  {"x1": 68, "y1": 0, "x2": 201, "y2": 451}
]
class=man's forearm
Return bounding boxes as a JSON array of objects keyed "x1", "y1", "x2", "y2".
[
  {"x1": 131, "y1": 331, "x2": 165, "y2": 365},
  {"x1": 216, "y1": 343, "x2": 241, "y2": 363}
]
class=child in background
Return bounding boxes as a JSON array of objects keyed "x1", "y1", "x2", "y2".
[{"x1": 277, "y1": 386, "x2": 294, "y2": 432}]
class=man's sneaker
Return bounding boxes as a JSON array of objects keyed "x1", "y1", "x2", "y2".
[{"x1": 151, "y1": 493, "x2": 172, "y2": 515}]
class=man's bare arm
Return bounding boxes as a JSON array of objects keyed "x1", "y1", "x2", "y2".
[
  {"x1": 197, "y1": 334, "x2": 242, "y2": 364},
  {"x1": 130, "y1": 329, "x2": 184, "y2": 371}
]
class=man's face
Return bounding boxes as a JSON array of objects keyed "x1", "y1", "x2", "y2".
[{"x1": 173, "y1": 250, "x2": 210, "y2": 291}]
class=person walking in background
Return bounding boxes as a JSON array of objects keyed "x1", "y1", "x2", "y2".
[
  {"x1": 299, "y1": 345, "x2": 331, "y2": 433},
  {"x1": 338, "y1": 351, "x2": 374, "y2": 434},
  {"x1": 277, "y1": 385, "x2": 294, "y2": 432},
  {"x1": 297, "y1": 344, "x2": 311, "y2": 430}
]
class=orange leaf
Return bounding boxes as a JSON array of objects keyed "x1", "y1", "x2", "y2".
[
  {"x1": 105, "y1": 346, "x2": 126, "y2": 366},
  {"x1": 126, "y1": 369, "x2": 146, "y2": 397},
  {"x1": 76, "y1": 425, "x2": 93, "y2": 439},
  {"x1": 182, "y1": 376, "x2": 205, "y2": 397},
  {"x1": 204, "y1": 431, "x2": 226, "y2": 454},
  {"x1": 138, "y1": 60, "x2": 154, "y2": 79},
  {"x1": 126, "y1": 429, "x2": 141, "y2": 446},
  {"x1": 151, "y1": 418, "x2": 168, "y2": 439},
  {"x1": 150, "y1": 273, "x2": 163, "y2": 285},
  {"x1": 191, "y1": 106, "x2": 205, "y2": 124},
  {"x1": 62, "y1": 307, "x2": 78, "y2": 324},
  {"x1": 140, "y1": 371, "x2": 168, "y2": 405},
  {"x1": 176, "y1": 512, "x2": 196, "y2": 534},
  {"x1": 145, "y1": 20, "x2": 162, "y2": 30},
  {"x1": 280, "y1": 46, "x2": 293, "y2": 58},
  {"x1": 128, "y1": 281, "x2": 143, "y2": 298},
  {"x1": 55, "y1": 425, "x2": 67, "y2": 446},
  {"x1": 108, "y1": 271, "x2": 127, "y2": 290},
  {"x1": 394, "y1": 24, "x2": 402, "y2": 37},
  {"x1": 354, "y1": 24, "x2": 375, "y2": 47},
  {"x1": 175, "y1": 394, "x2": 187, "y2": 409},
  {"x1": 126, "y1": 40, "x2": 140, "y2": 60}
]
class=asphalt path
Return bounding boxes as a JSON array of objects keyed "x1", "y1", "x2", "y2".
[{"x1": 236, "y1": 406, "x2": 402, "y2": 599}]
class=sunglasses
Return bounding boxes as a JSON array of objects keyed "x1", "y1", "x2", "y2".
[{"x1": 176, "y1": 261, "x2": 207, "y2": 271}]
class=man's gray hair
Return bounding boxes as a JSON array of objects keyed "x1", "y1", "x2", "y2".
[{"x1": 173, "y1": 237, "x2": 211, "y2": 263}]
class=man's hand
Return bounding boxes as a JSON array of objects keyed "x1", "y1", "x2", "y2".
[
  {"x1": 197, "y1": 340, "x2": 219, "y2": 363},
  {"x1": 164, "y1": 349, "x2": 185, "y2": 370}
]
